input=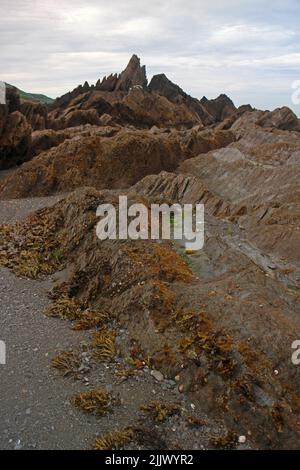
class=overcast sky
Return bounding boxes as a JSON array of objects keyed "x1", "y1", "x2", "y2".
[{"x1": 0, "y1": 0, "x2": 299, "y2": 114}]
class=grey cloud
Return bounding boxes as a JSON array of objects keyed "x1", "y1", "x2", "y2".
[{"x1": 0, "y1": 0, "x2": 299, "y2": 114}]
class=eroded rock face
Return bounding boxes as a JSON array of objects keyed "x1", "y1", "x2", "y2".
[
  {"x1": 149, "y1": 73, "x2": 190, "y2": 102},
  {"x1": 257, "y1": 106, "x2": 300, "y2": 131},
  {"x1": 48, "y1": 87, "x2": 203, "y2": 130},
  {"x1": 29, "y1": 124, "x2": 122, "y2": 158},
  {"x1": 20, "y1": 100, "x2": 48, "y2": 130},
  {"x1": 115, "y1": 54, "x2": 147, "y2": 91},
  {"x1": 121, "y1": 87, "x2": 201, "y2": 128},
  {"x1": 29, "y1": 129, "x2": 70, "y2": 158},
  {"x1": 95, "y1": 74, "x2": 118, "y2": 92},
  {"x1": 6, "y1": 85, "x2": 21, "y2": 113},
  {"x1": 51, "y1": 81, "x2": 91, "y2": 111},
  {"x1": 48, "y1": 55, "x2": 238, "y2": 130},
  {"x1": 0, "y1": 86, "x2": 50, "y2": 168},
  {"x1": 0, "y1": 130, "x2": 182, "y2": 197},
  {"x1": 0, "y1": 110, "x2": 31, "y2": 170},
  {"x1": 149, "y1": 73, "x2": 215, "y2": 126},
  {"x1": 0, "y1": 105, "x2": 8, "y2": 137},
  {"x1": 96, "y1": 55, "x2": 147, "y2": 93},
  {"x1": 178, "y1": 128, "x2": 235, "y2": 158},
  {"x1": 232, "y1": 108, "x2": 300, "y2": 134},
  {"x1": 0, "y1": 124, "x2": 236, "y2": 197},
  {"x1": 61, "y1": 109, "x2": 100, "y2": 129},
  {"x1": 200, "y1": 94, "x2": 237, "y2": 122},
  {"x1": 177, "y1": 126, "x2": 300, "y2": 269}
]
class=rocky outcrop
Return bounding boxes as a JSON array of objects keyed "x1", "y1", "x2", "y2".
[
  {"x1": 0, "y1": 111, "x2": 31, "y2": 169},
  {"x1": 0, "y1": 120, "x2": 236, "y2": 195},
  {"x1": 51, "y1": 55, "x2": 147, "y2": 116},
  {"x1": 96, "y1": 55, "x2": 147, "y2": 93},
  {"x1": 257, "y1": 106, "x2": 300, "y2": 131},
  {"x1": 0, "y1": 105, "x2": 8, "y2": 136},
  {"x1": 0, "y1": 86, "x2": 32, "y2": 169},
  {"x1": 29, "y1": 129, "x2": 70, "y2": 158},
  {"x1": 95, "y1": 74, "x2": 119, "y2": 92},
  {"x1": 0, "y1": 130, "x2": 182, "y2": 198},
  {"x1": 149, "y1": 76, "x2": 237, "y2": 125},
  {"x1": 29, "y1": 124, "x2": 121, "y2": 158},
  {"x1": 149, "y1": 73, "x2": 190, "y2": 102},
  {"x1": 6, "y1": 85, "x2": 21, "y2": 113},
  {"x1": 51, "y1": 81, "x2": 91, "y2": 111},
  {"x1": 5, "y1": 85, "x2": 49, "y2": 131},
  {"x1": 149, "y1": 73, "x2": 214, "y2": 125},
  {"x1": 115, "y1": 54, "x2": 147, "y2": 91},
  {"x1": 47, "y1": 55, "x2": 244, "y2": 130},
  {"x1": 216, "y1": 104, "x2": 254, "y2": 130},
  {"x1": 200, "y1": 94, "x2": 237, "y2": 122},
  {"x1": 177, "y1": 125, "x2": 300, "y2": 269},
  {"x1": 48, "y1": 87, "x2": 203, "y2": 130},
  {"x1": 20, "y1": 100, "x2": 48, "y2": 130},
  {"x1": 121, "y1": 87, "x2": 201, "y2": 128},
  {"x1": 178, "y1": 127, "x2": 235, "y2": 158},
  {"x1": 61, "y1": 109, "x2": 100, "y2": 129},
  {"x1": 231, "y1": 107, "x2": 300, "y2": 134}
]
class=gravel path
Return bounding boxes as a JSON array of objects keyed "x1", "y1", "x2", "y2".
[
  {"x1": 0, "y1": 195, "x2": 64, "y2": 224},
  {"x1": 0, "y1": 196, "x2": 102, "y2": 449},
  {"x1": 0, "y1": 268, "x2": 102, "y2": 449}
]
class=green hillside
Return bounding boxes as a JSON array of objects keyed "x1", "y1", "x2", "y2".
[{"x1": 6, "y1": 83, "x2": 54, "y2": 104}]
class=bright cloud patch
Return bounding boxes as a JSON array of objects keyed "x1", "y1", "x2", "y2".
[{"x1": 0, "y1": 0, "x2": 299, "y2": 114}]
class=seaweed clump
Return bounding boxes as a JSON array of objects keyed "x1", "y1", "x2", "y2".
[
  {"x1": 125, "y1": 243, "x2": 193, "y2": 283},
  {"x1": 70, "y1": 389, "x2": 112, "y2": 416},
  {"x1": 45, "y1": 296, "x2": 84, "y2": 321},
  {"x1": 172, "y1": 308, "x2": 237, "y2": 378},
  {"x1": 186, "y1": 416, "x2": 208, "y2": 428},
  {"x1": 73, "y1": 310, "x2": 111, "y2": 330},
  {"x1": 46, "y1": 295, "x2": 111, "y2": 330},
  {"x1": 209, "y1": 430, "x2": 238, "y2": 449},
  {"x1": 271, "y1": 404, "x2": 285, "y2": 433},
  {"x1": 94, "y1": 428, "x2": 135, "y2": 450},
  {"x1": 140, "y1": 400, "x2": 181, "y2": 423},
  {"x1": 51, "y1": 351, "x2": 81, "y2": 378},
  {"x1": 92, "y1": 328, "x2": 116, "y2": 362},
  {"x1": 0, "y1": 207, "x2": 64, "y2": 278}
]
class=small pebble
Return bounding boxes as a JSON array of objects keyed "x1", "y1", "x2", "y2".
[{"x1": 151, "y1": 369, "x2": 164, "y2": 381}]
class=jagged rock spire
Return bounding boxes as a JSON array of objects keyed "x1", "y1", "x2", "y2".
[
  {"x1": 115, "y1": 54, "x2": 147, "y2": 91},
  {"x1": 96, "y1": 54, "x2": 147, "y2": 93}
]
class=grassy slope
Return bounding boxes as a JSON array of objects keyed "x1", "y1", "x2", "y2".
[{"x1": 6, "y1": 83, "x2": 54, "y2": 104}]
